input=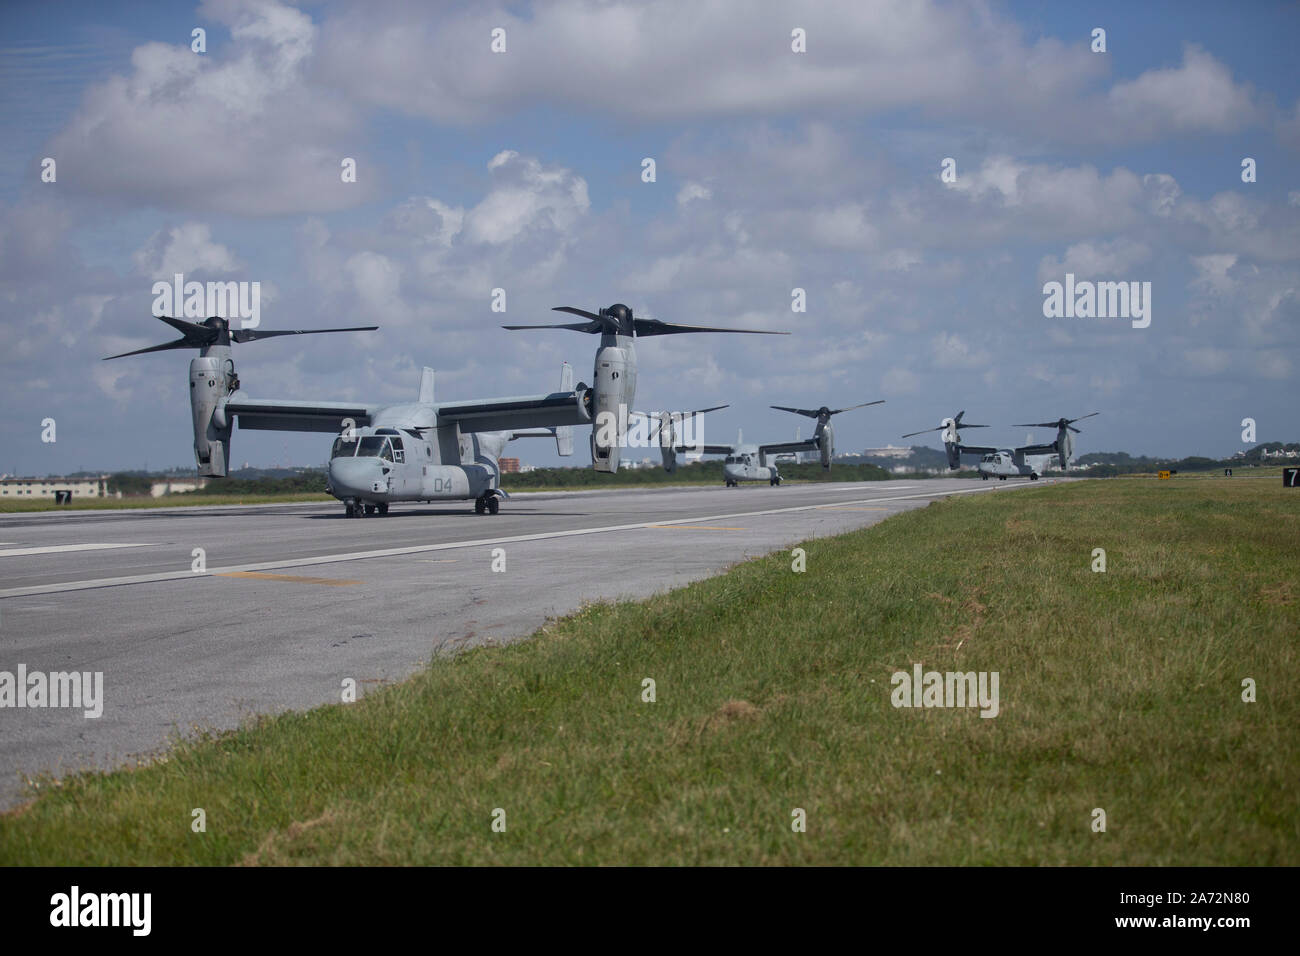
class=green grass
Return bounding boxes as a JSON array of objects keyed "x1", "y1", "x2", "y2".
[{"x1": 2, "y1": 478, "x2": 1296, "y2": 865}]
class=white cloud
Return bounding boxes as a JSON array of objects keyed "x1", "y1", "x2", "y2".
[
  {"x1": 1037, "y1": 239, "x2": 1152, "y2": 283},
  {"x1": 132, "y1": 222, "x2": 242, "y2": 277},
  {"x1": 463, "y1": 151, "x2": 590, "y2": 244},
  {"x1": 1108, "y1": 46, "x2": 1261, "y2": 135},
  {"x1": 932, "y1": 332, "x2": 990, "y2": 369},
  {"x1": 46, "y1": 0, "x2": 371, "y2": 215},
  {"x1": 676, "y1": 181, "x2": 712, "y2": 206},
  {"x1": 882, "y1": 367, "x2": 920, "y2": 395}
]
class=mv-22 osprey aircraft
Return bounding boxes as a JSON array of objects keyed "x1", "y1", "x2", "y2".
[
  {"x1": 105, "y1": 304, "x2": 783, "y2": 516},
  {"x1": 901, "y1": 410, "x2": 1099, "y2": 480},
  {"x1": 657, "y1": 402, "x2": 884, "y2": 486}
]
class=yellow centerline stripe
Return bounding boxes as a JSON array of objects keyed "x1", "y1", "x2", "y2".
[{"x1": 216, "y1": 572, "x2": 359, "y2": 586}]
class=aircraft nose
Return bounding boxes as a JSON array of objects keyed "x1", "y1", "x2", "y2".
[{"x1": 329, "y1": 457, "x2": 385, "y2": 496}]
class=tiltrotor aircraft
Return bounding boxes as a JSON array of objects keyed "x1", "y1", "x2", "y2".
[
  {"x1": 659, "y1": 401, "x2": 884, "y2": 486},
  {"x1": 902, "y1": 410, "x2": 1098, "y2": 480},
  {"x1": 105, "y1": 304, "x2": 781, "y2": 516}
]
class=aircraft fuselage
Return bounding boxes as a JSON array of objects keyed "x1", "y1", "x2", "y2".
[
  {"x1": 723, "y1": 445, "x2": 782, "y2": 486},
  {"x1": 977, "y1": 450, "x2": 1053, "y2": 480},
  {"x1": 325, "y1": 406, "x2": 512, "y2": 515}
]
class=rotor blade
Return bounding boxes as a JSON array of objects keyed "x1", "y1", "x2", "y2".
[
  {"x1": 552, "y1": 306, "x2": 604, "y2": 321},
  {"x1": 958, "y1": 423, "x2": 990, "y2": 428},
  {"x1": 102, "y1": 338, "x2": 195, "y2": 360},
  {"x1": 828, "y1": 400, "x2": 885, "y2": 415},
  {"x1": 770, "y1": 406, "x2": 821, "y2": 418},
  {"x1": 900, "y1": 426, "x2": 945, "y2": 438},
  {"x1": 1068, "y1": 425, "x2": 1081, "y2": 433},
  {"x1": 155, "y1": 315, "x2": 214, "y2": 338},
  {"x1": 231, "y1": 326, "x2": 378, "y2": 343},
  {"x1": 1068, "y1": 412, "x2": 1100, "y2": 424},
  {"x1": 1014, "y1": 422, "x2": 1062, "y2": 429},
  {"x1": 502, "y1": 321, "x2": 603, "y2": 333},
  {"x1": 631, "y1": 404, "x2": 730, "y2": 421},
  {"x1": 634, "y1": 318, "x2": 789, "y2": 337}
]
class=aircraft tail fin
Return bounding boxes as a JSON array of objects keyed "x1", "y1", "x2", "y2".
[{"x1": 418, "y1": 367, "x2": 435, "y2": 404}]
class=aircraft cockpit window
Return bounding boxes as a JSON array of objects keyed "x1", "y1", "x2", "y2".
[
  {"x1": 357, "y1": 436, "x2": 394, "y2": 461},
  {"x1": 725, "y1": 456, "x2": 737, "y2": 463},
  {"x1": 390, "y1": 437, "x2": 405, "y2": 464},
  {"x1": 332, "y1": 438, "x2": 359, "y2": 459}
]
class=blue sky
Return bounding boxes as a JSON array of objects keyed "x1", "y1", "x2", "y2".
[{"x1": 1, "y1": 0, "x2": 1297, "y2": 476}]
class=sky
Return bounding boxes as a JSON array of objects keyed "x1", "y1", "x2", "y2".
[{"x1": 0, "y1": 0, "x2": 1297, "y2": 476}]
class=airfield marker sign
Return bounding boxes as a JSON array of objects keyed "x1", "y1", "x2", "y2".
[{"x1": 1285, "y1": 467, "x2": 1299, "y2": 488}]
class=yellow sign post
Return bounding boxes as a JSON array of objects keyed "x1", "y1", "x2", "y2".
[{"x1": 1158, "y1": 471, "x2": 1171, "y2": 480}]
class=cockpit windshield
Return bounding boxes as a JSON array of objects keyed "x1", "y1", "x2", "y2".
[
  {"x1": 357, "y1": 436, "x2": 394, "y2": 461},
  {"x1": 982, "y1": 454, "x2": 996, "y2": 463},
  {"x1": 332, "y1": 437, "x2": 359, "y2": 459}
]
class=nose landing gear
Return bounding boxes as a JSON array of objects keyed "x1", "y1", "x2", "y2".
[
  {"x1": 345, "y1": 499, "x2": 388, "y2": 517},
  {"x1": 474, "y1": 495, "x2": 500, "y2": 515}
]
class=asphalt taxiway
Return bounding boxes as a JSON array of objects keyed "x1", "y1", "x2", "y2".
[{"x1": 0, "y1": 477, "x2": 1055, "y2": 809}]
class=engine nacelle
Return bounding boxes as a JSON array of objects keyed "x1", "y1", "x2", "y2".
[
  {"x1": 660, "y1": 411, "x2": 677, "y2": 473},
  {"x1": 945, "y1": 442, "x2": 961, "y2": 470},
  {"x1": 591, "y1": 344, "x2": 631, "y2": 473},
  {"x1": 190, "y1": 356, "x2": 232, "y2": 477},
  {"x1": 817, "y1": 422, "x2": 834, "y2": 469},
  {"x1": 1056, "y1": 427, "x2": 1073, "y2": 470}
]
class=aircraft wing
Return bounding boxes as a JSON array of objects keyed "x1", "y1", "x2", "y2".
[
  {"x1": 1014, "y1": 443, "x2": 1058, "y2": 456},
  {"x1": 670, "y1": 444, "x2": 734, "y2": 455},
  {"x1": 436, "y1": 391, "x2": 589, "y2": 433},
  {"x1": 758, "y1": 438, "x2": 818, "y2": 456},
  {"x1": 224, "y1": 395, "x2": 376, "y2": 433},
  {"x1": 956, "y1": 444, "x2": 1000, "y2": 457}
]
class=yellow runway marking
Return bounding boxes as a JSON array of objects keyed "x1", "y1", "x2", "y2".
[
  {"x1": 216, "y1": 572, "x2": 358, "y2": 586},
  {"x1": 648, "y1": 524, "x2": 746, "y2": 531}
]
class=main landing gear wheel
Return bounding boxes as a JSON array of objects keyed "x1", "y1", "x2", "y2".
[
  {"x1": 999, "y1": 476, "x2": 1007, "y2": 481},
  {"x1": 1030, "y1": 474, "x2": 1039, "y2": 481},
  {"x1": 770, "y1": 476, "x2": 780, "y2": 486},
  {"x1": 474, "y1": 497, "x2": 486, "y2": 514},
  {"x1": 364, "y1": 504, "x2": 377, "y2": 516},
  {"x1": 981, "y1": 475, "x2": 988, "y2": 480},
  {"x1": 487, "y1": 496, "x2": 499, "y2": 515},
  {"x1": 378, "y1": 503, "x2": 389, "y2": 514}
]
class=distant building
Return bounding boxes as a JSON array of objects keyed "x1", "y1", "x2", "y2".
[
  {"x1": 862, "y1": 445, "x2": 912, "y2": 459},
  {"x1": 0, "y1": 474, "x2": 118, "y2": 500},
  {"x1": 499, "y1": 457, "x2": 521, "y2": 473},
  {"x1": 150, "y1": 477, "x2": 210, "y2": 497}
]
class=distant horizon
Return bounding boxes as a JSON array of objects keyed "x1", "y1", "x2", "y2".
[{"x1": 5, "y1": 441, "x2": 1297, "y2": 480}]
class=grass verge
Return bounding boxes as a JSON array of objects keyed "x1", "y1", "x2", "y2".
[{"x1": 1, "y1": 478, "x2": 1295, "y2": 864}]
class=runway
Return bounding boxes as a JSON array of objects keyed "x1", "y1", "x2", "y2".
[{"x1": 0, "y1": 477, "x2": 1053, "y2": 809}]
